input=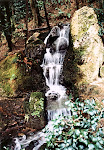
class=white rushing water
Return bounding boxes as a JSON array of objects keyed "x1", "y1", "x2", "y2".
[
  {"x1": 14, "y1": 23, "x2": 70, "y2": 150},
  {"x1": 41, "y1": 24, "x2": 70, "y2": 121},
  {"x1": 41, "y1": 48, "x2": 65, "y2": 100},
  {"x1": 41, "y1": 24, "x2": 69, "y2": 102}
]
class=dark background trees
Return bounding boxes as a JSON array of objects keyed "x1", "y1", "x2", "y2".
[
  {"x1": 0, "y1": 1, "x2": 13, "y2": 51},
  {"x1": 0, "y1": 0, "x2": 103, "y2": 53}
]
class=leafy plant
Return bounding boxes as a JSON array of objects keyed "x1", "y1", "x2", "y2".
[
  {"x1": 17, "y1": 23, "x2": 24, "y2": 29},
  {"x1": 31, "y1": 98, "x2": 44, "y2": 117},
  {"x1": 3, "y1": 146, "x2": 10, "y2": 150},
  {"x1": 94, "y1": 8, "x2": 104, "y2": 38},
  {"x1": 44, "y1": 98, "x2": 104, "y2": 149},
  {"x1": 58, "y1": 9, "x2": 64, "y2": 15},
  {"x1": 67, "y1": 13, "x2": 71, "y2": 19},
  {"x1": 10, "y1": 74, "x2": 17, "y2": 81},
  {"x1": 98, "y1": 25, "x2": 104, "y2": 37}
]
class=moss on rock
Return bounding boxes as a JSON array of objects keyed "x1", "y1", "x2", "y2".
[
  {"x1": 0, "y1": 53, "x2": 31, "y2": 96},
  {"x1": 70, "y1": 6, "x2": 104, "y2": 84},
  {"x1": 0, "y1": 33, "x2": 45, "y2": 97},
  {"x1": 64, "y1": 6, "x2": 104, "y2": 98},
  {"x1": 24, "y1": 92, "x2": 45, "y2": 130},
  {"x1": 29, "y1": 92, "x2": 44, "y2": 117}
]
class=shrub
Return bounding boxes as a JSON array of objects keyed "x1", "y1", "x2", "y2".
[{"x1": 44, "y1": 98, "x2": 104, "y2": 150}]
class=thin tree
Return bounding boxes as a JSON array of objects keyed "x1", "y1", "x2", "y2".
[
  {"x1": 43, "y1": 0, "x2": 50, "y2": 31},
  {"x1": 0, "y1": 2, "x2": 12, "y2": 52},
  {"x1": 29, "y1": 0, "x2": 37, "y2": 28},
  {"x1": 99, "y1": 0, "x2": 104, "y2": 9},
  {"x1": 25, "y1": 0, "x2": 29, "y2": 48},
  {"x1": 34, "y1": 0, "x2": 42, "y2": 27},
  {"x1": 76, "y1": 0, "x2": 79, "y2": 10}
]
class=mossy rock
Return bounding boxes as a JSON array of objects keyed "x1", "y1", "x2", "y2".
[
  {"x1": 24, "y1": 92, "x2": 45, "y2": 130},
  {"x1": 70, "y1": 6, "x2": 104, "y2": 84},
  {"x1": 74, "y1": 8, "x2": 103, "y2": 81},
  {"x1": 25, "y1": 36, "x2": 45, "y2": 92},
  {"x1": 29, "y1": 92, "x2": 44, "y2": 117},
  {"x1": 64, "y1": 6, "x2": 104, "y2": 98},
  {"x1": 0, "y1": 35, "x2": 45, "y2": 96},
  {"x1": 0, "y1": 53, "x2": 32, "y2": 96},
  {"x1": 25, "y1": 35, "x2": 45, "y2": 60}
]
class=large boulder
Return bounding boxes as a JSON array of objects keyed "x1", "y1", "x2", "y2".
[
  {"x1": 25, "y1": 32, "x2": 45, "y2": 92},
  {"x1": 0, "y1": 33, "x2": 45, "y2": 97},
  {"x1": 64, "y1": 6, "x2": 104, "y2": 98},
  {"x1": 0, "y1": 52, "x2": 32, "y2": 96},
  {"x1": 71, "y1": 6, "x2": 104, "y2": 83}
]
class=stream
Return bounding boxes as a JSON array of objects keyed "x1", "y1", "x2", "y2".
[{"x1": 9, "y1": 23, "x2": 70, "y2": 150}]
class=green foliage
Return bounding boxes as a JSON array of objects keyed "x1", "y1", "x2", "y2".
[
  {"x1": 3, "y1": 146, "x2": 10, "y2": 150},
  {"x1": 98, "y1": 27, "x2": 104, "y2": 37},
  {"x1": 29, "y1": 92, "x2": 44, "y2": 118},
  {"x1": 17, "y1": 23, "x2": 24, "y2": 29},
  {"x1": 67, "y1": 13, "x2": 71, "y2": 19},
  {"x1": 94, "y1": 8, "x2": 104, "y2": 37},
  {"x1": 13, "y1": 0, "x2": 31, "y2": 22},
  {"x1": 10, "y1": 73, "x2": 17, "y2": 81},
  {"x1": 58, "y1": 9, "x2": 64, "y2": 15},
  {"x1": 37, "y1": 0, "x2": 44, "y2": 10},
  {"x1": 44, "y1": 98, "x2": 104, "y2": 149}
]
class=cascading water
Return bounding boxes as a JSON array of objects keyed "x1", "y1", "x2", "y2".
[
  {"x1": 41, "y1": 23, "x2": 70, "y2": 121},
  {"x1": 13, "y1": 23, "x2": 70, "y2": 150},
  {"x1": 41, "y1": 48, "x2": 65, "y2": 100}
]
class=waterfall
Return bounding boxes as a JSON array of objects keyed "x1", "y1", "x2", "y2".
[
  {"x1": 41, "y1": 48, "x2": 65, "y2": 100},
  {"x1": 13, "y1": 23, "x2": 70, "y2": 150},
  {"x1": 41, "y1": 23, "x2": 70, "y2": 121},
  {"x1": 41, "y1": 24, "x2": 70, "y2": 100}
]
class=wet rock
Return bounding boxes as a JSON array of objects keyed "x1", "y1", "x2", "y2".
[
  {"x1": 45, "y1": 23, "x2": 70, "y2": 53},
  {"x1": 47, "y1": 92, "x2": 60, "y2": 101},
  {"x1": 25, "y1": 34, "x2": 46, "y2": 92},
  {"x1": 26, "y1": 32, "x2": 40, "y2": 44},
  {"x1": 25, "y1": 36, "x2": 45, "y2": 59}
]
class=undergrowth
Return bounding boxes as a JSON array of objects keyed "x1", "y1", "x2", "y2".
[{"x1": 44, "y1": 98, "x2": 104, "y2": 150}]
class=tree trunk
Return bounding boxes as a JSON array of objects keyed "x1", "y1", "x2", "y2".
[
  {"x1": 5, "y1": 2, "x2": 13, "y2": 51},
  {"x1": 99, "y1": 0, "x2": 103, "y2": 9},
  {"x1": 29, "y1": 0, "x2": 37, "y2": 28},
  {"x1": 0, "y1": 2, "x2": 12, "y2": 52},
  {"x1": 43, "y1": 0, "x2": 50, "y2": 31},
  {"x1": 34, "y1": 0, "x2": 42, "y2": 27},
  {"x1": 11, "y1": 1, "x2": 15, "y2": 32},
  {"x1": 25, "y1": 0, "x2": 29, "y2": 48}
]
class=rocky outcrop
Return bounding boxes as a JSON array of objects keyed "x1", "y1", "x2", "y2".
[
  {"x1": 0, "y1": 33, "x2": 45, "y2": 97},
  {"x1": 64, "y1": 6, "x2": 104, "y2": 99},
  {"x1": 25, "y1": 33, "x2": 45, "y2": 92},
  {"x1": 71, "y1": 6, "x2": 104, "y2": 83}
]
